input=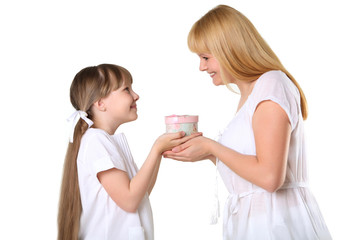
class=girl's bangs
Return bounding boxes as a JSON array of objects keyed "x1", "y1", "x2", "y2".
[{"x1": 101, "y1": 64, "x2": 133, "y2": 91}]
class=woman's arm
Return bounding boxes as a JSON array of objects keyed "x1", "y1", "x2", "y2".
[
  {"x1": 97, "y1": 132, "x2": 202, "y2": 213},
  {"x1": 164, "y1": 100, "x2": 291, "y2": 192}
]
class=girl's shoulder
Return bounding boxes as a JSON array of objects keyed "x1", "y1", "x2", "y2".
[
  {"x1": 78, "y1": 129, "x2": 129, "y2": 174},
  {"x1": 80, "y1": 128, "x2": 122, "y2": 154},
  {"x1": 82, "y1": 128, "x2": 128, "y2": 152},
  {"x1": 82, "y1": 128, "x2": 112, "y2": 143},
  {"x1": 79, "y1": 129, "x2": 126, "y2": 160}
]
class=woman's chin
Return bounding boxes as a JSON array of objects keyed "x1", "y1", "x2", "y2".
[{"x1": 212, "y1": 79, "x2": 224, "y2": 86}]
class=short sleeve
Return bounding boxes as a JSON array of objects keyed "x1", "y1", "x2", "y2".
[
  {"x1": 82, "y1": 133, "x2": 127, "y2": 176},
  {"x1": 250, "y1": 71, "x2": 300, "y2": 130}
]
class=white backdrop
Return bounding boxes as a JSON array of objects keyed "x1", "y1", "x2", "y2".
[{"x1": 1, "y1": 0, "x2": 359, "y2": 239}]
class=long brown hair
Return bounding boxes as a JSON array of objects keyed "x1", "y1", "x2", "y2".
[
  {"x1": 57, "y1": 64, "x2": 132, "y2": 240},
  {"x1": 188, "y1": 5, "x2": 308, "y2": 120}
]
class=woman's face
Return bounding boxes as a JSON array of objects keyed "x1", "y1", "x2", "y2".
[
  {"x1": 199, "y1": 53, "x2": 233, "y2": 86},
  {"x1": 198, "y1": 53, "x2": 224, "y2": 86}
]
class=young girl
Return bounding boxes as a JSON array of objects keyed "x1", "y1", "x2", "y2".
[
  {"x1": 57, "y1": 64, "x2": 200, "y2": 240},
  {"x1": 164, "y1": 5, "x2": 332, "y2": 240}
]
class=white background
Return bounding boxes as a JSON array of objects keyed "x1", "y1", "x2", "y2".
[{"x1": 1, "y1": 0, "x2": 359, "y2": 239}]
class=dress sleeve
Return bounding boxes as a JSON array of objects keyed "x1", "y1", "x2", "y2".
[
  {"x1": 83, "y1": 133, "x2": 127, "y2": 176},
  {"x1": 250, "y1": 71, "x2": 300, "y2": 130}
]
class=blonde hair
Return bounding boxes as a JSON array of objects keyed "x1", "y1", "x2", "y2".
[
  {"x1": 57, "y1": 64, "x2": 132, "y2": 240},
  {"x1": 188, "y1": 5, "x2": 308, "y2": 120}
]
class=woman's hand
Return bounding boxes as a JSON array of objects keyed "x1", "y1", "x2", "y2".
[{"x1": 163, "y1": 136, "x2": 216, "y2": 163}]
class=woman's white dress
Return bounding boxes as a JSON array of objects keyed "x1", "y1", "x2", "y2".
[{"x1": 217, "y1": 70, "x2": 332, "y2": 239}]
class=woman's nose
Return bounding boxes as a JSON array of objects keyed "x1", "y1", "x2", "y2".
[{"x1": 199, "y1": 60, "x2": 207, "y2": 71}]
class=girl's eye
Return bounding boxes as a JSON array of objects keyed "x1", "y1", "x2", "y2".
[
  {"x1": 124, "y1": 87, "x2": 130, "y2": 92},
  {"x1": 203, "y1": 57, "x2": 209, "y2": 60}
]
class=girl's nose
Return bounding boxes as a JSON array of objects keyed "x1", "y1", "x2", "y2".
[{"x1": 132, "y1": 91, "x2": 139, "y2": 101}]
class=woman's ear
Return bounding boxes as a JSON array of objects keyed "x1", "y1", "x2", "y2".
[{"x1": 93, "y1": 99, "x2": 106, "y2": 112}]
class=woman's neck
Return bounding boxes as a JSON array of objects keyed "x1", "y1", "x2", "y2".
[{"x1": 235, "y1": 79, "x2": 257, "y2": 112}]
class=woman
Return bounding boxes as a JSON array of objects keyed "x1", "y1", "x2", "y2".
[{"x1": 164, "y1": 5, "x2": 332, "y2": 240}]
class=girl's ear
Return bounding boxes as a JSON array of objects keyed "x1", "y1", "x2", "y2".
[{"x1": 93, "y1": 99, "x2": 106, "y2": 112}]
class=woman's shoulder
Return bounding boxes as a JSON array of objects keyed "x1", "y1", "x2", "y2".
[
  {"x1": 252, "y1": 70, "x2": 298, "y2": 98},
  {"x1": 250, "y1": 70, "x2": 300, "y2": 129},
  {"x1": 256, "y1": 70, "x2": 289, "y2": 88}
]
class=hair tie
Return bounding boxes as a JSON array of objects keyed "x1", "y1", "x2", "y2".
[{"x1": 67, "y1": 110, "x2": 94, "y2": 143}]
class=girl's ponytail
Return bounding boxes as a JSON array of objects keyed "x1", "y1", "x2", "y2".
[{"x1": 57, "y1": 119, "x2": 89, "y2": 240}]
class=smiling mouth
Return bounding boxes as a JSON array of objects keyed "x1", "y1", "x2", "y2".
[{"x1": 209, "y1": 72, "x2": 216, "y2": 77}]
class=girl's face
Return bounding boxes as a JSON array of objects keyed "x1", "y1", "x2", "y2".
[{"x1": 102, "y1": 80, "x2": 139, "y2": 126}]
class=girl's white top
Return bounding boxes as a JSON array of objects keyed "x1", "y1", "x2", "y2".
[
  {"x1": 217, "y1": 70, "x2": 332, "y2": 239},
  {"x1": 77, "y1": 128, "x2": 153, "y2": 240}
]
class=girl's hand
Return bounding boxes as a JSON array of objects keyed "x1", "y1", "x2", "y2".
[
  {"x1": 163, "y1": 136, "x2": 215, "y2": 162},
  {"x1": 153, "y1": 131, "x2": 203, "y2": 154}
]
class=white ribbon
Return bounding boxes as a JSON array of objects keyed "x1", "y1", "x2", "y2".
[
  {"x1": 223, "y1": 182, "x2": 309, "y2": 234},
  {"x1": 210, "y1": 130, "x2": 223, "y2": 225},
  {"x1": 210, "y1": 161, "x2": 220, "y2": 224},
  {"x1": 67, "y1": 110, "x2": 94, "y2": 143}
]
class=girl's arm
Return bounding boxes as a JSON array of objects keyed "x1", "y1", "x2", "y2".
[
  {"x1": 147, "y1": 155, "x2": 161, "y2": 195},
  {"x1": 164, "y1": 100, "x2": 291, "y2": 192},
  {"x1": 98, "y1": 132, "x2": 202, "y2": 213}
]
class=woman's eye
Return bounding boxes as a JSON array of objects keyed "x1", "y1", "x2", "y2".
[{"x1": 203, "y1": 57, "x2": 209, "y2": 61}]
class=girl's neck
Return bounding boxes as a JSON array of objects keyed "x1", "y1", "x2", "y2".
[{"x1": 92, "y1": 121, "x2": 119, "y2": 135}]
